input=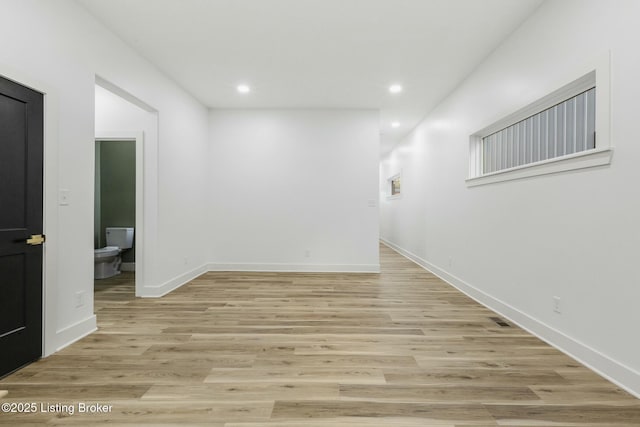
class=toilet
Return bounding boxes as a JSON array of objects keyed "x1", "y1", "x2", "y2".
[{"x1": 94, "y1": 227, "x2": 134, "y2": 279}]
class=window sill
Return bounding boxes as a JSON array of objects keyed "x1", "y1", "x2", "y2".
[{"x1": 466, "y1": 147, "x2": 613, "y2": 187}]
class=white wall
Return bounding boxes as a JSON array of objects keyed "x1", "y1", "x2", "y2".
[
  {"x1": 0, "y1": 0, "x2": 209, "y2": 354},
  {"x1": 380, "y1": 0, "x2": 640, "y2": 396},
  {"x1": 209, "y1": 109, "x2": 380, "y2": 272}
]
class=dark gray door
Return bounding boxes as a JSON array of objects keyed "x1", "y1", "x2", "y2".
[{"x1": 0, "y1": 75, "x2": 44, "y2": 377}]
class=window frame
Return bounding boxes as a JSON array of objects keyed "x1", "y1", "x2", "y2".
[{"x1": 467, "y1": 58, "x2": 612, "y2": 187}]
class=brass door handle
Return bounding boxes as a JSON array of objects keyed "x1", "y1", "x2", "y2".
[{"x1": 26, "y1": 234, "x2": 46, "y2": 245}]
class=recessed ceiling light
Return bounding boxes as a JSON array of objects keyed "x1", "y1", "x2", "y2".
[
  {"x1": 237, "y1": 84, "x2": 250, "y2": 94},
  {"x1": 389, "y1": 84, "x2": 403, "y2": 94},
  {"x1": 391, "y1": 121, "x2": 400, "y2": 128}
]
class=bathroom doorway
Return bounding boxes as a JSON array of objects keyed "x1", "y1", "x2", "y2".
[
  {"x1": 94, "y1": 135, "x2": 142, "y2": 301},
  {"x1": 94, "y1": 78, "x2": 159, "y2": 299}
]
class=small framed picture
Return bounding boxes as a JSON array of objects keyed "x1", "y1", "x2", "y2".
[{"x1": 387, "y1": 172, "x2": 401, "y2": 199}]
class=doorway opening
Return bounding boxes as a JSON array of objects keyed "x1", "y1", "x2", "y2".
[
  {"x1": 94, "y1": 76, "x2": 158, "y2": 301},
  {"x1": 93, "y1": 136, "x2": 140, "y2": 304}
]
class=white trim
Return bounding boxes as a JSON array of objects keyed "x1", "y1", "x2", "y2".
[
  {"x1": 380, "y1": 238, "x2": 640, "y2": 399},
  {"x1": 466, "y1": 147, "x2": 613, "y2": 187},
  {"x1": 140, "y1": 264, "x2": 207, "y2": 298},
  {"x1": 208, "y1": 263, "x2": 381, "y2": 273},
  {"x1": 54, "y1": 315, "x2": 97, "y2": 352}
]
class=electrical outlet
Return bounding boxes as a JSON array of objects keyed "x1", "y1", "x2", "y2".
[
  {"x1": 183, "y1": 257, "x2": 189, "y2": 265},
  {"x1": 75, "y1": 291, "x2": 85, "y2": 308},
  {"x1": 448, "y1": 257, "x2": 452, "y2": 268},
  {"x1": 553, "y1": 296, "x2": 561, "y2": 314},
  {"x1": 304, "y1": 250, "x2": 311, "y2": 258}
]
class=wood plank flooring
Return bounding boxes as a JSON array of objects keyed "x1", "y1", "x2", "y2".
[{"x1": 1, "y1": 244, "x2": 639, "y2": 425}]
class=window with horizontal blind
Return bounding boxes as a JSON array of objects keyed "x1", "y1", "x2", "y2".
[{"x1": 467, "y1": 68, "x2": 612, "y2": 186}]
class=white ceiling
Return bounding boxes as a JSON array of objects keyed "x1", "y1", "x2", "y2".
[{"x1": 77, "y1": 0, "x2": 543, "y2": 155}]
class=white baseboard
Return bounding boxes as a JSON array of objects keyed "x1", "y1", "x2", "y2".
[
  {"x1": 140, "y1": 264, "x2": 208, "y2": 298},
  {"x1": 54, "y1": 315, "x2": 97, "y2": 353},
  {"x1": 121, "y1": 262, "x2": 135, "y2": 272},
  {"x1": 380, "y1": 237, "x2": 640, "y2": 399},
  {"x1": 207, "y1": 262, "x2": 380, "y2": 273}
]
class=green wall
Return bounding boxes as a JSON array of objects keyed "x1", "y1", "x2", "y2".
[{"x1": 94, "y1": 140, "x2": 135, "y2": 263}]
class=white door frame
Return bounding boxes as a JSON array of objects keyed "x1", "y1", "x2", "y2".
[
  {"x1": 0, "y1": 63, "x2": 61, "y2": 357},
  {"x1": 94, "y1": 132, "x2": 144, "y2": 296}
]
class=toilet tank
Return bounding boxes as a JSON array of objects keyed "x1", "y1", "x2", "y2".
[{"x1": 105, "y1": 227, "x2": 134, "y2": 249}]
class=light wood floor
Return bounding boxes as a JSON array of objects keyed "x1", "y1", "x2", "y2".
[{"x1": 1, "y1": 244, "x2": 639, "y2": 425}]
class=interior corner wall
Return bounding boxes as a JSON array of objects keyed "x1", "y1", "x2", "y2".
[
  {"x1": 380, "y1": 0, "x2": 640, "y2": 396},
  {"x1": 0, "y1": 0, "x2": 209, "y2": 355},
  {"x1": 208, "y1": 109, "x2": 380, "y2": 272}
]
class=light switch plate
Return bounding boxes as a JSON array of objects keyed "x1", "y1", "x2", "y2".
[{"x1": 59, "y1": 189, "x2": 70, "y2": 206}]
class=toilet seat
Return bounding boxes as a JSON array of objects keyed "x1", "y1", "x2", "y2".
[{"x1": 94, "y1": 246, "x2": 120, "y2": 259}]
